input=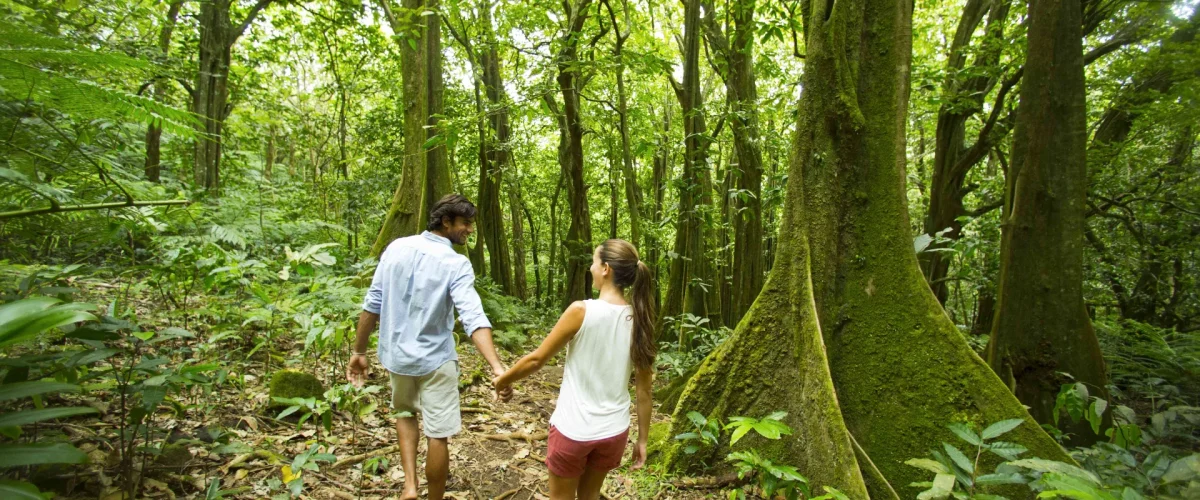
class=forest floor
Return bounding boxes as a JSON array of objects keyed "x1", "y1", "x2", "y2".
[{"x1": 46, "y1": 276, "x2": 722, "y2": 500}]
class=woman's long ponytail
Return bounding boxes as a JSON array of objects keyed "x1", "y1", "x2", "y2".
[
  {"x1": 598, "y1": 239, "x2": 658, "y2": 372},
  {"x1": 630, "y1": 260, "x2": 657, "y2": 372}
]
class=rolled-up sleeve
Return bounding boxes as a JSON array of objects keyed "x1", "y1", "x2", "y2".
[
  {"x1": 362, "y1": 263, "x2": 385, "y2": 314},
  {"x1": 448, "y1": 260, "x2": 491, "y2": 336}
]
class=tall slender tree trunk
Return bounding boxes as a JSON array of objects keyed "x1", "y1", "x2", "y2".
[
  {"x1": 193, "y1": 0, "x2": 276, "y2": 192},
  {"x1": 986, "y1": 0, "x2": 1108, "y2": 439},
  {"x1": 265, "y1": 125, "x2": 276, "y2": 180},
  {"x1": 478, "y1": 33, "x2": 514, "y2": 292},
  {"x1": 556, "y1": 0, "x2": 595, "y2": 308},
  {"x1": 603, "y1": 0, "x2": 643, "y2": 248},
  {"x1": 701, "y1": 0, "x2": 764, "y2": 325},
  {"x1": 663, "y1": 0, "x2": 720, "y2": 329},
  {"x1": 667, "y1": 1, "x2": 1071, "y2": 497},
  {"x1": 649, "y1": 103, "x2": 669, "y2": 313},
  {"x1": 921, "y1": 0, "x2": 1011, "y2": 303},
  {"x1": 371, "y1": 0, "x2": 453, "y2": 255},
  {"x1": 145, "y1": 1, "x2": 181, "y2": 183}
]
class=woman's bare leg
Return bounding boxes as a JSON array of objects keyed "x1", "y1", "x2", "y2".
[
  {"x1": 576, "y1": 468, "x2": 607, "y2": 500},
  {"x1": 549, "y1": 471, "x2": 581, "y2": 500}
]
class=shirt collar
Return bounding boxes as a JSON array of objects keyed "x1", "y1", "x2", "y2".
[{"x1": 422, "y1": 231, "x2": 452, "y2": 247}]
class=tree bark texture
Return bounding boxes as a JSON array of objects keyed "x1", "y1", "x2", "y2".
[
  {"x1": 371, "y1": 0, "x2": 453, "y2": 255},
  {"x1": 986, "y1": 0, "x2": 1108, "y2": 436},
  {"x1": 666, "y1": 1, "x2": 1071, "y2": 497},
  {"x1": 662, "y1": 0, "x2": 721, "y2": 330},
  {"x1": 701, "y1": 0, "x2": 764, "y2": 326},
  {"x1": 478, "y1": 33, "x2": 515, "y2": 293}
]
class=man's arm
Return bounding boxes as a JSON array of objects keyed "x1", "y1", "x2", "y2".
[
  {"x1": 447, "y1": 261, "x2": 504, "y2": 376},
  {"x1": 470, "y1": 328, "x2": 505, "y2": 375},
  {"x1": 348, "y1": 311, "x2": 379, "y2": 386}
]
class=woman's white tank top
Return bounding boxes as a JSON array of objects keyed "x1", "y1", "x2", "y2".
[{"x1": 548, "y1": 299, "x2": 635, "y2": 441}]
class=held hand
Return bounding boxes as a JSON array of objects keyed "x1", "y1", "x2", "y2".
[
  {"x1": 492, "y1": 376, "x2": 513, "y2": 402},
  {"x1": 631, "y1": 441, "x2": 647, "y2": 470},
  {"x1": 347, "y1": 354, "x2": 370, "y2": 387}
]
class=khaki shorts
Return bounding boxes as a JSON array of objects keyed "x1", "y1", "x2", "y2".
[{"x1": 388, "y1": 360, "x2": 461, "y2": 438}]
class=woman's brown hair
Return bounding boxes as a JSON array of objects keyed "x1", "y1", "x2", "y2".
[{"x1": 597, "y1": 239, "x2": 657, "y2": 372}]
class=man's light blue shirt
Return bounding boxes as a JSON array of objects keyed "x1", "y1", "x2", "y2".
[{"x1": 362, "y1": 231, "x2": 492, "y2": 376}]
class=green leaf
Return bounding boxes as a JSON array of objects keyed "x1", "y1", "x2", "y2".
[
  {"x1": 686, "y1": 411, "x2": 706, "y2": 428},
  {"x1": 729, "y1": 424, "x2": 752, "y2": 445},
  {"x1": 0, "y1": 381, "x2": 80, "y2": 401},
  {"x1": 942, "y1": 443, "x2": 974, "y2": 475},
  {"x1": 1007, "y1": 458, "x2": 1100, "y2": 484},
  {"x1": 984, "y1": 441, "x2": 1028, "y2": 461},
  {"x1": 1162, "y1": 454, "x2": 1200, "y2": 484},
  {"x1": 0, "y1": 298, "x2": 96, "y2": 348},
  {"x1": 916, "y1": 473, "x2": 956, "y2": 500},
  {"x1": 0, "y1": 443, "x2": 88, "y2": 467},
  {"x1": 981, "y1": 418, "x2": 1024, "y2": 440},
  {"x1": 906, "y1": 458, "x2": 951, "y2": 475},
  {"x1": 278, "y1": 406, "x2": 302, "y2": 419},
  {"x1": 0, "y1": 480, "x2": 49, "y2": 500},
  {"x1": 0, "y1": 407, "x2": 97, "y2": 427},
  {"x1": 673, "y1": 432, "x2": 699, "y2": 441},
  {"x1": 948, "y1": 422, "x2": 982, "y2": 446},
  {"x1": 975, "y1": 473, "x2": 1025, "y2": 486}
]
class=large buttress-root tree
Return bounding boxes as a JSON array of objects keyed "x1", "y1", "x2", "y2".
[{"x1": 663, "y1": 0, "x2": 1070, "y2": 497}]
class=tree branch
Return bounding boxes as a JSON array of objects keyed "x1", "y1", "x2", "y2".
[
  {"x1": 235, "y1": 0, "x2": 276, "y2": 39},
  {"x1": 0, "y1": 200, "x2": 191, "y2": 221}
]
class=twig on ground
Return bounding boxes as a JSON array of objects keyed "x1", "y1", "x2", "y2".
[
  {"x1": 496, "y1": 486, "x2": 523, "y2": 500},
  {"x1": 484, "y1": 431, "x2": 547, "y2": 443}
]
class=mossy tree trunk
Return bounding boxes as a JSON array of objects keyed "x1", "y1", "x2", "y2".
[
  {"x1": 372, "y1": 0, "x2": 453, "y2": 256},
  {"x1": 986, "y1": 0, "x2": 1107, "y2": 436},
  {"x1": 666, "y1": 0, "x2": 1071, "y2": 497}
]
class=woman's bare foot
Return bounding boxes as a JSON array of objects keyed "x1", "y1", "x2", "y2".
[{"x1": 399, "y1": 481, "x2": 418, "y2": 500}]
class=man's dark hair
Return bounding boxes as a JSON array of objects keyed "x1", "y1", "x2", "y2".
[{"x1": 427, "y1": 194, "x2": 477, "y2": 231}]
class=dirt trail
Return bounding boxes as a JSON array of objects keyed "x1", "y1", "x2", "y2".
[{"x1": 199, "y1": 344, "x2": 695, "y2": 499}]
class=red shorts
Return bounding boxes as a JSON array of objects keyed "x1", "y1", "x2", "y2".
[{"x1": 546, "y1": 425, "x2": 629, "y2": 478}]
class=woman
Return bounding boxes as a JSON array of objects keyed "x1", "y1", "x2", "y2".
[{"x1": 494, "y1": 239, "x2": 656, "y2": 500}]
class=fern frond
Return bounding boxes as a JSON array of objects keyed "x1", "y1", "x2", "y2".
[{"x1": 0, "y1": 19, "x2": 197, "y2": 134}]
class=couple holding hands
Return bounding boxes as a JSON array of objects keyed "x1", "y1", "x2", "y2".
[{"x1": 347, "y1": 194, "x2": 657, "y2": 500}]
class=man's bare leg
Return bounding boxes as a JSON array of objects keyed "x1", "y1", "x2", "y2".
[
  {"x1": 426, "y1": 437, "x2": 449, "y2": 500},
  {"x1": 396, "y1": 417, "x2": 420, "y2": 500}
]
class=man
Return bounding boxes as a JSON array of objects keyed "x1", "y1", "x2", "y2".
[{"x1": 349, "y1": 194, "x2": 508, "y2": 500}]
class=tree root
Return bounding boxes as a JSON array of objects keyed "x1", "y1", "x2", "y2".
[
  {"x1": 668, "y1": 471, "x2": 749, "y2": 490},
  {"x1": 329, "y1": 444, "x2": 401, "y2": 470}
]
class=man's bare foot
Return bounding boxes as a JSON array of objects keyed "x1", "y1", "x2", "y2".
[{"x1": 399, "y1": 482, "x2": 418, "y2": 500}]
